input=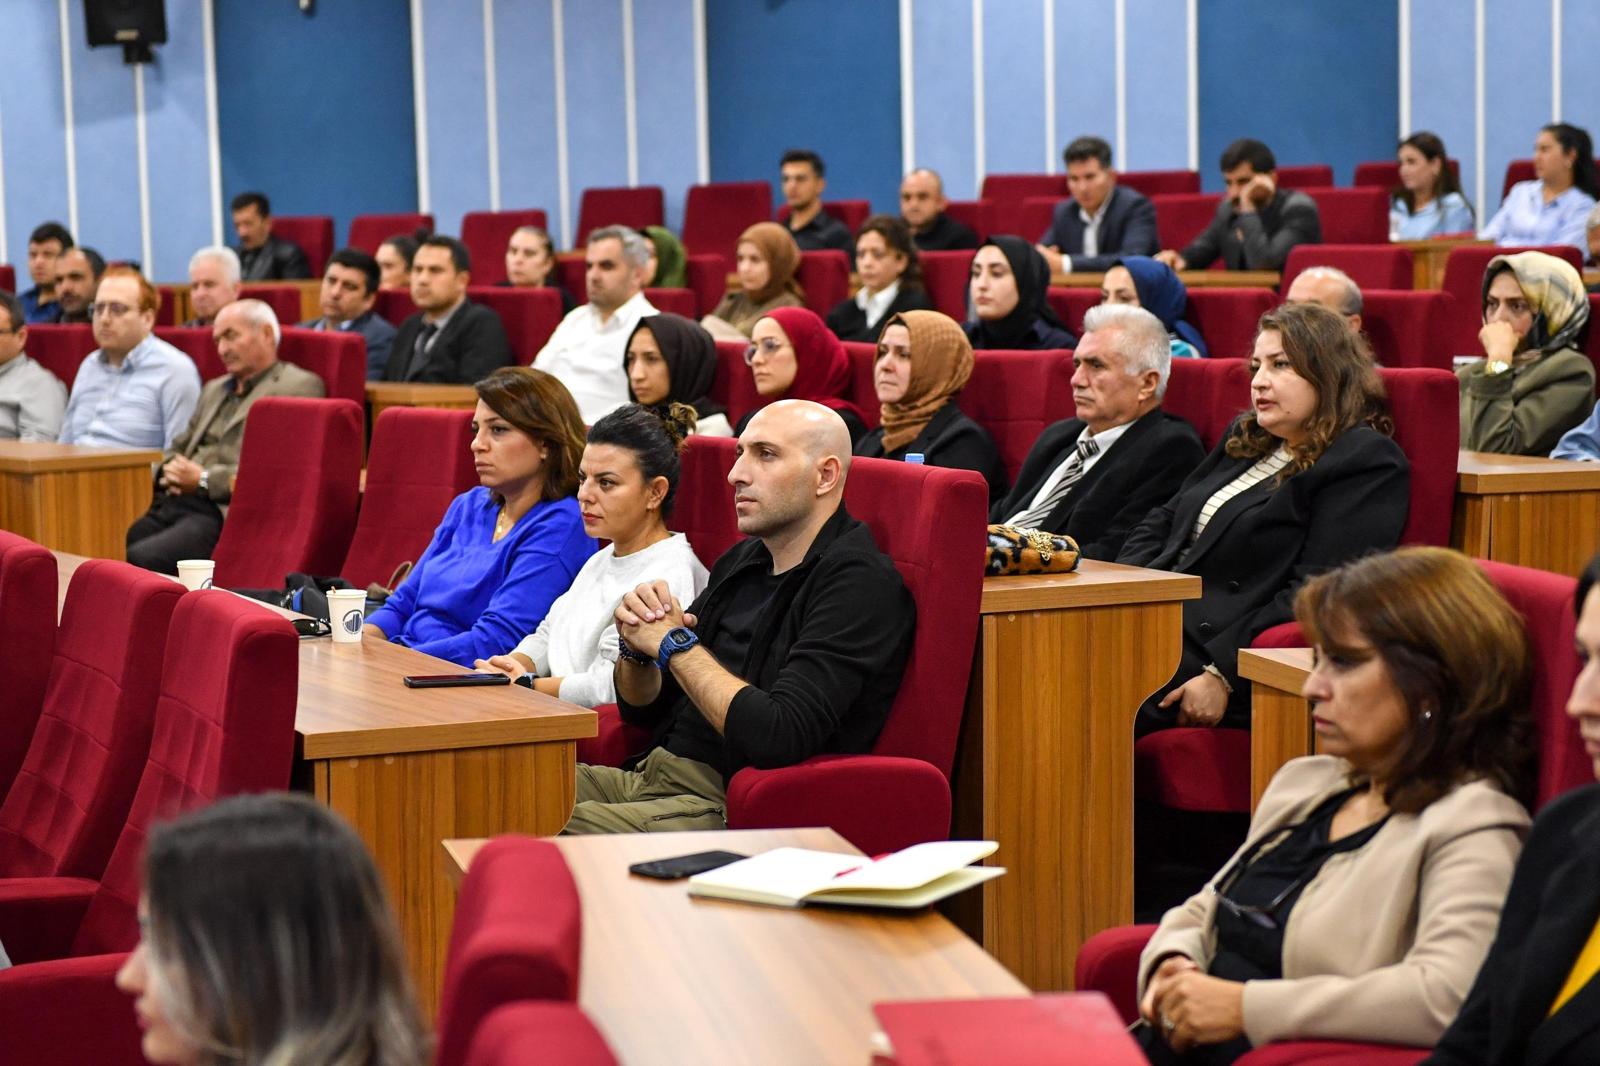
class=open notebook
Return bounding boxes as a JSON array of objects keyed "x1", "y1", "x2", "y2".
[{"x1": 687, "y1": 840, "x2": 1004, "y2": 910}]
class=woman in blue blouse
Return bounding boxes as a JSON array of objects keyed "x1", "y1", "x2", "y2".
[
  {"x1": 1390, "y1": 132, "x2": 1475, "y2": 239},
  {"x1": 1481, "y1": 123, "x2": 1599, "y2": 251},
  {"x1": 364, "y1": 366, "x2": 596, "y2": 665}
]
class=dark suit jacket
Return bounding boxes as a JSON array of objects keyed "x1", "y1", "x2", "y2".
[
  {"x1": 301, "y1": 310, "x2": 398, "y2": 381},
  {"x1": 1039, "y1": 185, "x2": 1159, "y2": 272},
  {"x1": 855, "y1": 401, "x2": 1008, "y2": 504},
  {"x1": 1179, "y1": 188, "x2": 1322, "y2": 271},
  {"x1": 912, "y1": 213, "x2": 981, "y2": 252},
  {"x1": 237, "y1": 234, "x2": 311, "y2": 281},
  {"x1": 825, "y1": 286, "x2": 935, "y2": 343},
  {"x1": 382, "y1": 300, "x2": 513, "y2": 383},
  {"x1": 991, "y1": 408, "x2": 1204, "y2": 560},
  {"x1": 1426, "y1": 785, "x2": 1600, "y2": 1066},
  {"x1": 1118, "y1": 423, "x2": 1409, "y2": 723}
]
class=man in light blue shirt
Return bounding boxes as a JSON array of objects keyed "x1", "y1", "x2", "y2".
[{"x1": 59, "y1": 267, "x2": 201, "y2": 450}]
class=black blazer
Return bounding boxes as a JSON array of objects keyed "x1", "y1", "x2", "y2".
[
  {"x1": 1039, "y1": 185, "x2": 1160, "y2": 273},
  {"x1": 825, "y1": 286, "x2": 935, "y2": 343},
  {"x1": 383, "y1": 300, "x2": 513, "y2": 383},
  {"x1": 991, "y1": 408, "x2": 1204, "y2": 560},
  {"x1": 1178, "y1": 188, "x2": 1322, "y2": 271},
  {"x1": 1427, "y1": 785, "x2": 1600, "y2": 1066},
  {"x1": 855, "y1": 401, "x2": 1008, "y2": 504},
  {"x1": 1117, "y1": 424, "x2": 1409, "y2": 723}
]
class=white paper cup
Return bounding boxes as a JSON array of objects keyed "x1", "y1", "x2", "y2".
[
  {"x1": 326, "y1": 589, "x2": 367, "y2": 644},
  {"x1": 176, "y1": 559, "x2": 215, "y2": 592}
]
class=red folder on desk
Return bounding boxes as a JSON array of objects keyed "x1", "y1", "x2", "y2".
[{"x1": 871, "y1": 993, "x2": 1143, "y2": 1065}]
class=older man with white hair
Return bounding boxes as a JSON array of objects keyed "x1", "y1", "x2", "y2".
[
  {"x1": 991, "y1": 304, "x2": 1205, "y2": 559},
  {"x1": 184, "y1": 245, "x2": 243, "y2": 327},
  {"x1": 125, "y1": 298, "x2": 325, "y2": 574},
  {"x1": 565, "y1": 399, "x2": 916, "y2": 834},
  {"x1": 1284, "y1": 265, "x2": 1364, "y2": 334}
]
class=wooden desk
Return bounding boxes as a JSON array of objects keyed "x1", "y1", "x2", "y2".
[
  {"x1": 366, "y1": 381, "x2": 478, "y2": 422},
  {"x1": 1395, "y1": 237, "x2": 1489, "y2": 289},
  {"x1": 54, "y1": 551, "x2": 595, "y2": 1013},
  {"x1": 442, "y1": 828, "x2": 1027, "y2": 1065},
  {"x1": 1240, "y1": 647, "x2": 1315, "y2": 809},
  {"x1": 1052, "y1": 270, "x2": 1281, "y2": 290},
  {"x1": 950, "y1": 561, "x2": 1201, "y2": 990},
  {"x1": 0, "y1": 444, "x2": 159, "y2": 560},
  {"x1": 1452, "y1": 451, "x2": 1600, "y2": 578}
]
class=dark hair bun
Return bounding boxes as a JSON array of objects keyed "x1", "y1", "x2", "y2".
[{"x1": 661, "y1": 402, "x2": 698, "y2": 451}]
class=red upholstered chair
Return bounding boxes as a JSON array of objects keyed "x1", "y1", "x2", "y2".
[
  {"x1": 1361, "y1": 290, "x2": 1455, "y2": 370},
  {"x1": 797, "y1": 250, "x2": 851, "y2": 316},
  {"x1": 156, "y1": 285, "x2": 179, "y2": 326},
  {"x1": 943, "y1": 199, "x2": 991, "y2": 241},
  {"x1": 1151, "y1": 194, "x2": 1224, "y2": 256},
  {"x1": 374, "y1": 288, "x2": 421, "y2": 327},
  {"x1": 960, "y1": 348, "x2": 1077, "y2": 481},
  {"x1": 684, "y1": 253, "x2": 730, "y2": 317},
  {"x1": 1274, "y1": 164, "x2": 1335, "y2": 189},
  {"x1": 920, "y1": 250, "x2": 976, "y2": 320},
  {"x1": 461, "y1": 209, "x2": 550, "y2": 285},
  {"x1": 212, "y1": 398, "x2": 362, "y2": 588},
  {"x1": 979, "y1": 174, "x2": 1065, "y2": 236},
  {"x1": 1353, "y1": 159, "x2": 1459, "y2": 189},
  {"x1": 0, "y1": 589, "x2": 299, "y2": 1065},
  {"x1": 643, "y1": 287, "x2": 697, "y2": 317},
  {"x1": 575, "y1": 186, "x2": 664, "y2": 245},
  {"x1": 1441, "y1": 244, "x2": 1584, "y2": 358},
  {"x1": 708, "y1": 339, "x2": 765, "y2": 428},
  {"x1": 0, "y1": 264, "x2": 13, "y2": 292},
  {"x1": 1046, "y1": 287, "x2": 1102, "y2": 336},
  {"x1": 238, "y1": 284, "x2": 304, "y2": 328},
  {"x1": 1300, "y1": 187, "x2": 1389, "y2": 244},
  {"x1": 465, "y1": 1002, "x2": 618, "y2": 1066},
  {"x1": 341, "y1": 407, "x2": 477, "y2": 590},
  {"x1": 1121, "y1": 170, "x2": 1202, "y2": 196},
  {"x1": 1162, "y1": 358, "x2": 1251, "y2": 450},
  {"x1": 466, "y1": 286, "x2": 563, "y2": 365},
  {"x1": 153, "y1": 326, "x2": 226, "y2": 381},
  {"x1": 276, "y1": 327, "x2": 366, "y2": 408},
  {"x1": 0, "y1": 561, "x2": 181, "y2": 882},
  {"x1": 347, "y1": 212, "x2": 435, "y2": 254},
  {"x1": 681, "y1": 181, "x2": 772, "y2": 268},
  {"x1": 1020, "y1": 196, "x2": 1066, "y2": 242},
  {"x1": 844, "y1": 341, "x2": 880, "y2": 429},
  {"x1": 0, "y1": 534, "x2": 56, "y2": 798},
  {"x1": 1185, "y1": 288, "x2": 1280, "y2": 361},
  {"x1": 272, "y1": 215, "x2": 334, "y2": 276},
  {"x1": 1377, "y1": 366, "x2": 1461, "y2": 547},
  {"x1": 1282, "y1": 245, "x2": 1413, "y2": 291},
  {"x1": 777, "y1": 199, "x2": 871, "y2": 235},
  {"x1": 18, "y1": 323, "x2": 96, "y2": 388},
  {"x1": 436, "y1": 836, "x2": 584, "y2": 1066}
]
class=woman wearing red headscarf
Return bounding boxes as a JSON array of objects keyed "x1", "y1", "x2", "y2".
[{"x1": 734, "y1": 306, "x2": 869, "y2": 444}]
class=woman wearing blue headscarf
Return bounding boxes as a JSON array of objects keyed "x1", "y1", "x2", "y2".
[{"x1": 1100, "y1": 256, "x2": 1209, "y2": 359}]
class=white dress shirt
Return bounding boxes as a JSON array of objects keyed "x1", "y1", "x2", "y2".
[
  {"x1": 1009, "y1": 417, "x2": 1133, "y2": 521},
  {"x1": 533, "y1": 291, "x2": 658, "y2": 424}
]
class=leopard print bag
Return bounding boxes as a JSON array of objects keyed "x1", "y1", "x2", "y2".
[{"x1": 983, "y1": 525, "x2": 1082, "y2": 576}]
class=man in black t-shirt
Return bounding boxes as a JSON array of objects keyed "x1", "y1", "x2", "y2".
[
  {"x1": 564, "y1": 400, "x2": 916, "y2": 834},
  {"x1": 780, "y1": 149, "x2": 854, "y2": 255}
]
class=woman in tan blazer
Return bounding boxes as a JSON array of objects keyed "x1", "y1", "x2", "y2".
[{"x1": 1137, "y1": 547, "x2": 1538, "y2": 1063}]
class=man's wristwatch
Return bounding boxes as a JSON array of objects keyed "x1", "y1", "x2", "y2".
[
  {"x1": 617, "y1": 644, "x2": 653, "y2": 667},
  {"x1": 197, "y1": 470, "x2": 210, "y2": 497},
  {"x1": 654, "y1": 626, "x2": 700, "y2": 671}
]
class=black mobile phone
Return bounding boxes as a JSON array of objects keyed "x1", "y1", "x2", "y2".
[
  {"x1": 401, "y1": 673, "x2": 512, "y2": 689},
  {"x1": 629, "y1": 850, "x2": 747, "y2": 880}
]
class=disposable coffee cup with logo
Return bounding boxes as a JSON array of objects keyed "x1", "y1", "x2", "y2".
[
  {"x1": 326, "y1": 589, "x2": 368, "y2": 644},
  {"x1": 176, "y1": 559, "x2": 215, "y2": 592}
]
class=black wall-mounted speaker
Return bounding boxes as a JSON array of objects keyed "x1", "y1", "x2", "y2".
[{"x1": 84, "y1": 0, "x2": 168, "y2": 64}]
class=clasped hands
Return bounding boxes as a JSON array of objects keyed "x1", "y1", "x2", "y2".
[
  {"x1": 161, "y1": 456, "x2": 205, "y2": 496},
  {"x1": 1140, "y1": 955, "x2": 1245, "y2": 1052},
  {"x1": 1158, "y1": 669, "x2": 1230, "y2": 727},
  {"x1": 613, "y1": 580, "x2": 698, "y2": 661}
]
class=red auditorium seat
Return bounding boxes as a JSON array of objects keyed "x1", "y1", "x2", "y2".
[
  {"x1": 1119, "y1": 169, "x2": 1201, "y2": 196},
  {"x1": 156, "y1": 285, "x2": 180, "y2": 326},
  {"x1": 154, "y1": 326, "x2": 225, "y2": 380},
  {"x1": 556, "y1": 256, "x2": 585, "y2": 298},
  {"x1": 1300, "y1": 187, "x2": 1389, "y2": 244},
  {"x1": 1150, "y1": 194, "x2": 1223, "y2": 256},
  {"x1": 643, "y1": 287, "x2": 697, "y2": 317},
  {"x1": 1282, "y1": 244, "x2": 1413, "y2": 290},
  {"x1": 920, "y1": 250, "x2": 976, "y2": 320},
  {"x1": 1046, "y1": 287, "x2": 1102, "y2": 337},
  {"x1": 575, "y1": 186, "x2": 664, "y2": 245},
  {"x1": 212, "y1": 398, "x2": 363, "y2": 588},
  {"x1": 843, "y1": 340, "x2": 878, "y2": 426},
  {"x1": 1020, "y1": 197, "x2": 1065, "y2": 242},
  {"x1": 1440, "y1": 244, "x2": 1584, "y2": 358},
  {"x1": 1495, "y1": 160, "x2": 1600, "y2": 199},
  {"x1": 708, "y1": 339, "x2": 764, "y2": 427},
  {"x1": 466, "y1": 286, "x2": 563, "y2": 364},
  {"x1": 436, "y1": 837, "x2": 585, "y2": 1066},
  {"x1": 0, "y1": 588, "x2": 298, "y2": 1065},
  {"x1": 1273, "y1": 164, "x2": 1334, "y2": 189},
  {"x1": 777, "y1": 199, "x2": 871, "y2": 235},
  {"x1": 1184, "y1": 288, "x2": 1279, "y2": 360},
  {"x1": 1353, "y1": 158, "x2": 1459, "y2": 190},
  {"x1": 681, "y1": 181, "x2": 772, "y2": 270},
  {"x1": 374, "y1": 288, "x2": 420, "y2": 326},
  {"x1": 21, "y1": 324, "x2": 96, "y2": 388},
  {"x1": 943, "y1": 200, "x2": 991, "y2": 241},
  {"x1": 277, "y1": 327, "x2": 367, "y2": 408},
  {"x1": 464, "y1": 1003, "x2": 618, "y2": 1066},
  {"x1": 0, "y1": 265, "x2": 13, "y2": 293},
  {"x1": 238, "y1": 284, "x2": 304, "y2": 327},
  {"x1": 685, "y1": 253, "x2": 731, "y2": 317},
  {"x1": 796, "y1": 250, "x2": 850, "y2": 315},
  {"x1": 1162, "y1": 357, "x2": 1251, "y2": 449},
  {"x1": 1361, "y1": 290, "x2": 1455, "y2": 370},
  {"x1": 347, "y1": 212, "x2": 435, "y2": 254},
  {"x1": 1378, "y1": 366, "x2": 1461, "y2": 548},
  {"x1": 954, "y1": 349, "x2": 1076, "y2": 481},
  {"x1": 272, "y1": 215, "x2": 334, "y2": 276},
  {"x1": 979, "y1": 174, "x2": 1065, "y2": 236},
  {"x1": 0, "y1": 534, "x2": 56, "y2": 798},
  {"x1": 340, "y1": 407, "x2": 477, "y2": 590},
  {"x1": 461, "y1": 209, "x2": 550, "y2": 286}
]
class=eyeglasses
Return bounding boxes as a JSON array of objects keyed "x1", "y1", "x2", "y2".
[
  {"x1": 1210, "y1": 826, "x2": 1314, "y2": 932},
  {"x1": 89, "y1": 301, "x2": 134, "y2": 319},
  {"x1": 743, "y1": 338, "x2": 787, "y2": 366}
]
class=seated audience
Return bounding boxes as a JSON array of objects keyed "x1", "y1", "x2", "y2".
[
  {"x1": 229, "y1": 191, "x2": 312, "y2": 280},
  {"x1": 48, "y1": 246, "x2": 105, "y2": 324},
  {"x1": 383, "y1": 235, "x2": 513, "y2": 384},
  {"x1": 854, "y1": 310, "x2": 1006, "y2": 501},
  {"x1": 1038, "y1": 135, "x2": 1160, "y2": 273},
  {"x1": 475, "y1": 403, "x2": 710, "y2": 705},
  {"x1": 625, "y1": 312, "x2": 734, "y2": 437},
  {"x1": 126, "y1": 299, "x2": 325, "y2": 574},
  {"x1": 703, "y1": 222, "x2": 804, "y2": 340},
  {"x1": 1157, "y1": 139, "x2": 1322, "y2": 271},
  {"x1": 1390, "y1": 131, "x2": 1475, "y2": 239},
  {"x1": 1100, "y1": 256, "x2": 1210, "y2": 358},
  {"x1": 735, "y1": 306, "x2": 870, "y2": 443},
  {"x1": 375, "y1": 231, "x2": 422, "y2": 291},
  {"x1": 779, "y1": 149, "x2": 852, "y2": 254},
  {"x1": 1283, "y1": 265, "x2": 1364, "y2": 335},
  {"x1": 1459, "y1": 251, "x2": 1594, "y2": 455},
  {"x1": 534, "y1": 224, "x2": 659, "y2": 424},
  {"x1": 1552, "y1": 401, "x2": 1600, "y2": 460},
  {"x1": 994, "y1": 304, "x2": 1204, "y2": 558},
  {"x1": 567, "y1": 399, "x2": 914, "y2": 833},
  {"x1": 502, "y1": 224, "x2": 577, "y2": 313},
  {"x1": 1481, "y1": 123, "x2": 1598, "y2": 250},
  {"x1": 1424, "y1": 551, "x2": 1600, "y2": 1065},
  {"x1": 645, "y1": 225, "x2": 689, "y2": 288},
  {"x1": 59, "y1": 266, "x2": 201, "y2": 449},
  {"x1": 183, "y1": 246, "x2": 242, "y2": 327},
  {"x1": 0, "y1": 291, "x2": 67, "y2": 442},
  {"x1": 364, "y1": 367, "x2": 596, "y2": 664},
  {"x1": 966, "y1": 236, "x2": 1077, "y2": 350},
  {"x1": 1119, "y1": 302, "x2": 1410, "y2": 735},
  {"x1": 116, "y1": 793, "x2": 426, "y2": 1066},
  {"x1": 301, "y1": 247, "x2": 397, "y2": 381},
  {"x1": 1137, "y1": 547, "x2": 1534, "y2": 1064},
  {"x1": 901, "y1": 167, "x2": 981, "y2": 251},
  {"x1": 21, "y1": 221, "x2": 72, "y2": 323},
  {"x1": 825, "y1": 214, "x2": 934, "y2": 342}
]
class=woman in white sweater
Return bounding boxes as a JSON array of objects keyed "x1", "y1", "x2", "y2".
[{"x1": 474, "y1": 402, "x2": 709, "y2": 705}]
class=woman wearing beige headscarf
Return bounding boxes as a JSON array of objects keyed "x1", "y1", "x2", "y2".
[
  {"x1": 1458, "y1": 250, "x2": 1595, "y2": 455},
  {"x1": 701, "y1": 222, "x2": 804, "y2": 340},
  {"x1": 854, "y1": 309, "x2": 1007, "y2": 502}
]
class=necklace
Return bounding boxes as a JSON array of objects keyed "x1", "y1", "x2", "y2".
[{"x1": 494, "y1": 505, "x2": 514, "y2": 541}]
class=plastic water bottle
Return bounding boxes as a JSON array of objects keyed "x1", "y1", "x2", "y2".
[{"x1": 905, "y1": 453, "x2": 925, "y2": 464}]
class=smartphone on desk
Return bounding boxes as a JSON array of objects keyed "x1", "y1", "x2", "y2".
[
  {"x1": 402, "y1": 673, "x2": 512, "y2": 689},
  {"x1": 629, "y1": 851, "x2": 747, "y2": 880}
]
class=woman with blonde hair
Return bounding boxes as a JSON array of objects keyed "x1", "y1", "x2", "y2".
[{"x1": 702, "y1": 221, "x2": 804, "y2": 339}]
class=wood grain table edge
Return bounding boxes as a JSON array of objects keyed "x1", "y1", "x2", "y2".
[{"x1": 299, "y1": 709, "x2": 597, "y2": 760}]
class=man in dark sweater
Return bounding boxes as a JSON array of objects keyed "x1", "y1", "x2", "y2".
[
  {"x1": 230, "y1": 191, "x2": 311, "y2": 281},
  {"x1": 566, "y1": 400, "x2": 916, "y2": 833},
  {"x1": 1156, "y1": 138, "x2": 1321, "y2": 271},
  {"x1": 902, "y1": 168, "x2": 981, "y2": 251}
]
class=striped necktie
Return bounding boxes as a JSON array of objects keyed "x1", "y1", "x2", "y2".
[{"x1": 1008, "y1": 435, "x2": 1101, "y2": 530}]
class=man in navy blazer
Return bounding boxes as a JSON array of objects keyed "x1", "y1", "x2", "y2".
[{"x1": 1037, "y1": 136, "x2": 1159, "y2": 274}]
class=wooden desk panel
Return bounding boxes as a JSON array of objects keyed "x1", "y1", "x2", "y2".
[
  {"x1": 0, "y1": 444, "x2": 159, "y2": 560},
  {"x1": 1395, "y1": 237, "x2": 1489, "y2": 289},
  {"x1": 1452, "y1": 451, "x2": 1600, "y2": 577},
  {"x1": 366, "y1": 382, "x2": 479, "y2": 422},
  {"x1": 443, "y1": 828, "x2": 1026, "y2": 1065},
  {"x1": 1052, "y1": 270, "x2": 1280, "y2": 290},
  {"x1": 1240, "y1": 647, "x2": 1316, "y2": 809}
]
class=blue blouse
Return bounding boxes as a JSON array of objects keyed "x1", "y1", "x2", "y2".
[
  {"x1": 1480, "y1": 180, "x2": 1596, "y2": 250},
  {"x1": 365, "y1": 487, "x2": 597, "y2": 666},
  {"x1": 1389, "y1": 192, "x2": 1475, "y2": 240}
]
